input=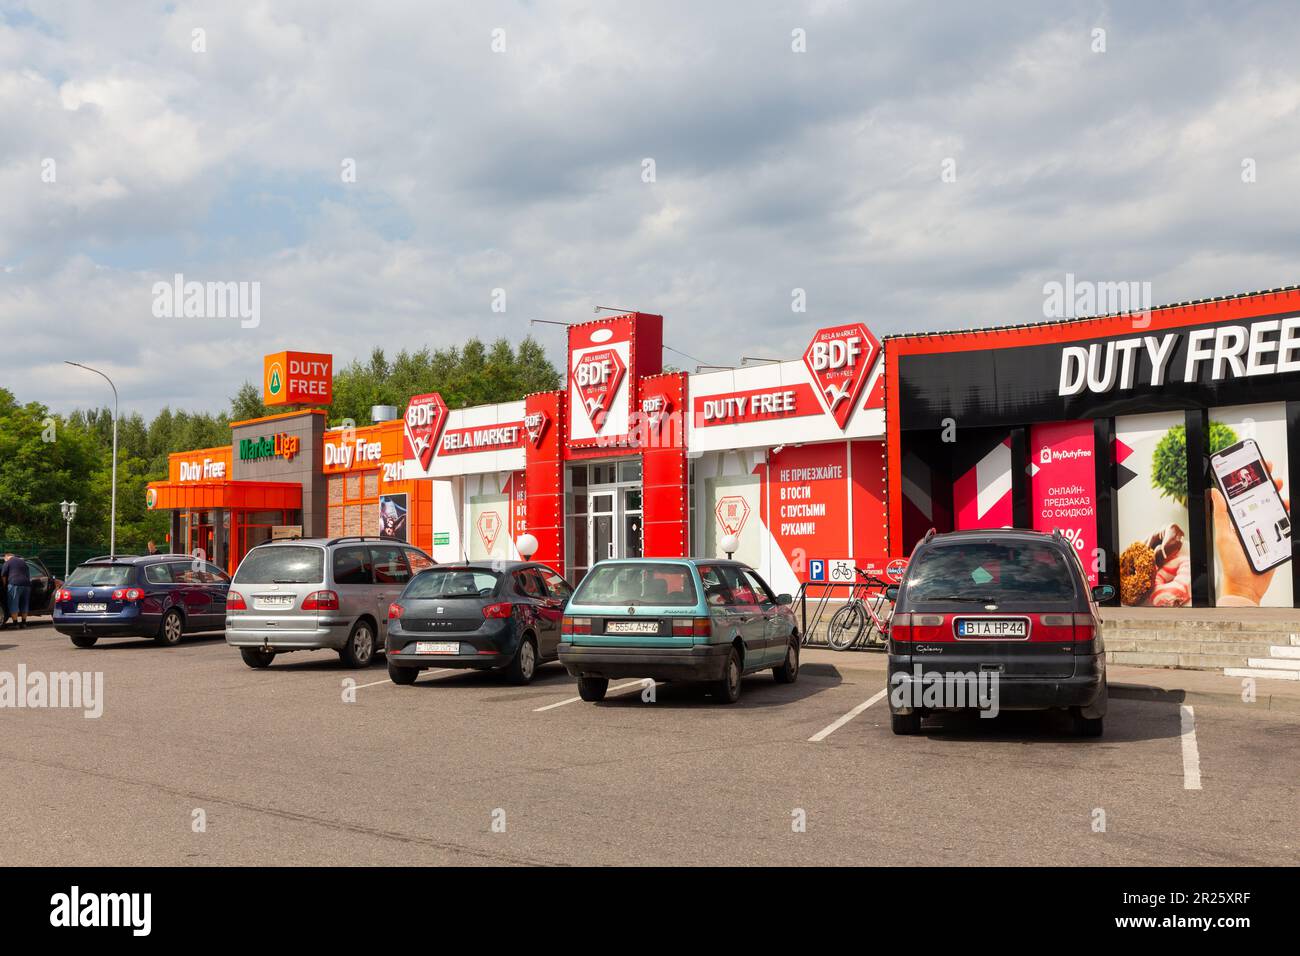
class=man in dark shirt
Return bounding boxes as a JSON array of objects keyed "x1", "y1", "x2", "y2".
[{"x1": 2, "y1": 552, "x2": 32, "y2": 629}]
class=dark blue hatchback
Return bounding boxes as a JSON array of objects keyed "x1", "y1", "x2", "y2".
[{"x1": 53, "y1": 555, "x2": 231, "y2": 648}]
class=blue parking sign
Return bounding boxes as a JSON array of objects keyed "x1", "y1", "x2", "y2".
[{"x1": 809, "y1": 559, "x2": 826, "y2": 582}]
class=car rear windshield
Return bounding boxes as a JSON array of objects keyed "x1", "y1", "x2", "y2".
[
  {"x1": 905, "y1": 542, "x2": 1078, "y2": 603},
  {"x1": 66, "y1": 564, "x2": 134, "y2": 587},
  {"x1": 233, "y1": 546, "x2": 325, "y2": 585},
  {"x1": 572, "y1": 563, "x2": 699, "y2": 607},
  {"x1": 404, "y1": 568, "x2": 500, "y2": 599}
]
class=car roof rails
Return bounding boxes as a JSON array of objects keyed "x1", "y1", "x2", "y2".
[
  {"x1": 326, "y1": 535, "x2": 389, "y2": 546},
  {"x1": 85, "y1": 554, "x2": 140, "y2": 563},
  {"x1": 922, "y1": 528, "x2": 937, "y2": 544}
]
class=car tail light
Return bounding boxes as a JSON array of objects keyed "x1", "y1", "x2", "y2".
[
  {"x1": 57, "y1": 589, "x2": 72, "y2": 603},
  {"x1": 111, "y1": 588, "x2": 143, "y2": 602},
  {"x1": 226, "y1": 590, "x2": 247, "y2": 610},
  {"x1": 301, "y1": 590, "x2": 339, "y2": 611},
  {"x1": 672, "y1": 617, "x2": 712, "y2": 637},
  {"x1": 1072, "y1": 612, "x2": 1097, "y2": 644},
  {"x1": 483, "y1": 601, "x2": 513, "y2": 619},
  {"x1": 388, "y1": 602, "x2": 403, "y2": 620},
  {"x1": 562, "y1": 616, "x2": 591, "y2": 635},
  {"x1": 891, "y1": 612, "x2": 912, "y2": 642}
]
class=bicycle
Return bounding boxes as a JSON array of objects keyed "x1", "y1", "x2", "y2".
[{"x1": 825, "y1": 568, "x2": 892, "y2": 650}]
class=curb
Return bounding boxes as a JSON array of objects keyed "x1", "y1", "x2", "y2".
[
  {"x1": 802, "y1": 650, "x2": 1300, "y2": 715},
  {"x1": 1109, "y1": 682, "x2": 1300, "y2": 715}
]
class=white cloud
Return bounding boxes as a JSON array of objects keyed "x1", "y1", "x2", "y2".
[{"x1": 1, "y1": 1, "x2": 1299, "y2": 415}]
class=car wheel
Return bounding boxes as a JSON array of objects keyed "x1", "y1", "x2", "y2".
[
  {"x1": 339, "y1": 620, "x2": 376, "y2": 668},
  {"x1": 772, "y1": 638, "x2": 800, "y2": 684},
  {"x1": 69, "y1": 633, "x2": 97, "y2": 648},
  {"x1": 577, "y1": 676, "x2": 608, "y2": 702},
  {"x1": 388, "y1": 661, "x2": 418, "y2": 685},
  {"x1": 240, "y1": 647, "x2": 275, "y2": 669},
  {"x1": 1072, "y1": 709, "x2": 1104, "y2": 738},
  {"x1": 715, "y1": 647, "x2": 742, "y2": 704},
  {"x1": 891, "y1": 711, "x2": 922, "y2": 735},
  {"x1": 156, "y1": 609, "x2": 184, "y2": 646},
  {"x1": 504, "y1": 635, "x2": 538, "y2": 685}
]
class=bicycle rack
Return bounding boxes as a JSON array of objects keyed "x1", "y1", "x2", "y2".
[{"x1": 795, "y1": 579, "x2": 889, "y2": 650}]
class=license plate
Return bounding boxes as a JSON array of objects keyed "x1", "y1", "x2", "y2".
[
  {"x1": 415, "y1": 641, "x2": 461, "y2": 655},
  {"x1": 955, "y1": 618, "x2": 1028, "y2": 639},
  {"x1": 605, "y1": 620, "x2": 660, "y2": 634},
  {"x1": 255, "y1": 595, "x2": 294, "y2": 608},
  {"x1": 77, "y1": 603, "x2": 107, "y2": 613}
]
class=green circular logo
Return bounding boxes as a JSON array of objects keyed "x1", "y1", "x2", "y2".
[{"x1": 267, "y1": 362, "x2": 284, "y2": 396}]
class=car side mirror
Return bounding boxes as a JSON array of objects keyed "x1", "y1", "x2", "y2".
[
  {"x1": 1091, "y1": 584, "x2": 1115, "y2": 603},
  {"x1": 775, "y1": 593, "x2": 793, "y2": 606},
  {"x1": 885, "y1": 586, "x2": 900, "y2": 602}
]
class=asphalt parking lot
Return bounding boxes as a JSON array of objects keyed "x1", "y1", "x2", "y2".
[{"x1": 1, "y1": 621, "x2": 1297, "y2": 866}]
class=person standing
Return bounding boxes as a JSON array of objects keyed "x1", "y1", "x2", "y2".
[
  {"x1": 2, "y1": 552, "x2": 31, "y2": 629},
  {"x1": 146, "y1": 540, "x2": 160, "y2": 556}
]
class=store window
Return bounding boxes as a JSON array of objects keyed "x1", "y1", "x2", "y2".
[{"x1": 328, "y1": 471, "x2": 380, "y2": 538}]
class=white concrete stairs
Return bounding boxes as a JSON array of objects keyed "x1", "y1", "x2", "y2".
[
  {"x1": 1102, "y1": 618, "x2": 1300, "y2": 675},
  {"x1": 1224, "y1": 634, "x2": 1300, "y2": 682}
]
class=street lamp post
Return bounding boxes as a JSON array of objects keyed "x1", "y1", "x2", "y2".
[
  {"x1": 65, "y1": 362, "x2": 118, "y2": 558},
  {"x1": 60, "y1": 500, "x2": 78, "y2": 579}
]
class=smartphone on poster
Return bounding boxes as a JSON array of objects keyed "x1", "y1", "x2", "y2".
[{"x1": 1209, "y1": 439, "x2": 1291, "y2": 575}]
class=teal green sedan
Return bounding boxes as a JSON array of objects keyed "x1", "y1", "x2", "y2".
[{"x1": 558, "y1": 558, "x2": 799, "y2": 704}]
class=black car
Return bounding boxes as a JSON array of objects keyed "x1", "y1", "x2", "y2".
[
  {"x1": 385, "y1": 562, "x2": 572, "y2": 685},
  {"x1": 53, "y1": 555, "x2": 231, "y2": 647},
  {"x1": 886, "y1": 528, "x2": 1112, "y2": 737}
]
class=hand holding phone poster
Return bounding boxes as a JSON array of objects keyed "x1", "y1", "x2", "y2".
[
  {"x1": 378, "y1": 493, "x2": 408, "y2": 542},
  {"x1": 1209, "y1": 403, "x2": 1292, "y2": 607}
]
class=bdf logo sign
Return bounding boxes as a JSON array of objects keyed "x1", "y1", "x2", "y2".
[
  {"x1": 802, "y1": 323, "x2": 878, "y2": 429},
  {"x1": 403, "y1": 393, "x2": 448, "y2": 471}
]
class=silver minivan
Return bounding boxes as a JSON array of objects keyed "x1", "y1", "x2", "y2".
[{"x1": 225, "y1": 536, "x2": 436, "y2": 669}]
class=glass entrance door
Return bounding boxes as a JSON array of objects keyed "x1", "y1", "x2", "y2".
[{"x1": 587, "y1": 479, "x2": 645, "y2": 563}]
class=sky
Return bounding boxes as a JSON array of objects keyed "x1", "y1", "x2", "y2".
[{"x1": 3, "y1": 0, "x2": 1300, "y2": 417}]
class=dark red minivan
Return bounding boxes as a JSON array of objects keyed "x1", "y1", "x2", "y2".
[{"x1": 886, "y1": 528, "x2": 1111, "y2": 737}]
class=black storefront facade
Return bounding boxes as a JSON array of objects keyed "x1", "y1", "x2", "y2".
[{"x1": 884, "y1": 286, "x2": 1300, "y2": 611}]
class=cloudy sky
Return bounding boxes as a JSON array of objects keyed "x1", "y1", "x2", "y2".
[{"x1": 4, "y1": 0, "x2": 1300, "y2": 416}]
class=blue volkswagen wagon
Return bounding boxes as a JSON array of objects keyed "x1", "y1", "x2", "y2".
[
  {"x1": 53, "y1": 555, "x2": 230, "y2": 647},
  {"x1": 557, "y1": 558, "x2": 799, "y2": 704}
]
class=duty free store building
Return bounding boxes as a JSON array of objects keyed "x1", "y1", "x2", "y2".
[
  {"x1": 885, "y1": 285, "x2": 1300, "y2": 610},
  {"x1": 148, "y1": 287, "x2": 1300, "y2": 613},
  {"x1": 147, "y1": 312, "x2": 891, "y2": 596}
]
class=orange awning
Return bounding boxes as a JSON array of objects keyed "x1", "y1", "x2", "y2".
[{"x1": 146, "y1": 480, "x2": 302, "y2": 512}]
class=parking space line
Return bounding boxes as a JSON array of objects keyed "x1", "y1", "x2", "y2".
[
  {"x1": 353, "y1": 669, "x2": 449, "y2": 690},
  {"x1": 1180, "y1": 704, "x2": 1202, "y2": 790},
  {"x1": 808, "y1": 689, "x2": 887, "y2": 742},
  {"x1": 533, "y1": 679, "x2": 656, "y2": 712}
]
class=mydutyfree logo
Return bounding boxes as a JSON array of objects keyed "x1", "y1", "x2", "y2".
[
  {"x1": 0, "y1": 666, "x2": 103, "y2": 718},
  {"x1": 50, "y1": 886, "x2": 151, "y2": 936}
]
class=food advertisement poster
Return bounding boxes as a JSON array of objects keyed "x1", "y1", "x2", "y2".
[{"x1": 1115, "y1": 412, "x2": 1193, "y2": 607}]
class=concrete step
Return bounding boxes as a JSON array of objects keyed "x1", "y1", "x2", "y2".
[
  {"x1": 1267, "y1": 645, "x2": 1300, "y2": 659},
  {"x1": 1246, "y1": 656, "x2": 1300, "y2": 670},
  {"x1": 1225, "y1": 666, "x2": 1300, "y2": 682},
  {"x1": 1102, "y1": 626, "x2": 1295, "y2": 643}
]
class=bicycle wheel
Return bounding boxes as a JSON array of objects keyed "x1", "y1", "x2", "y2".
[{"x1": 827, "y1": 603, "x2": 864, "y2": 650}]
